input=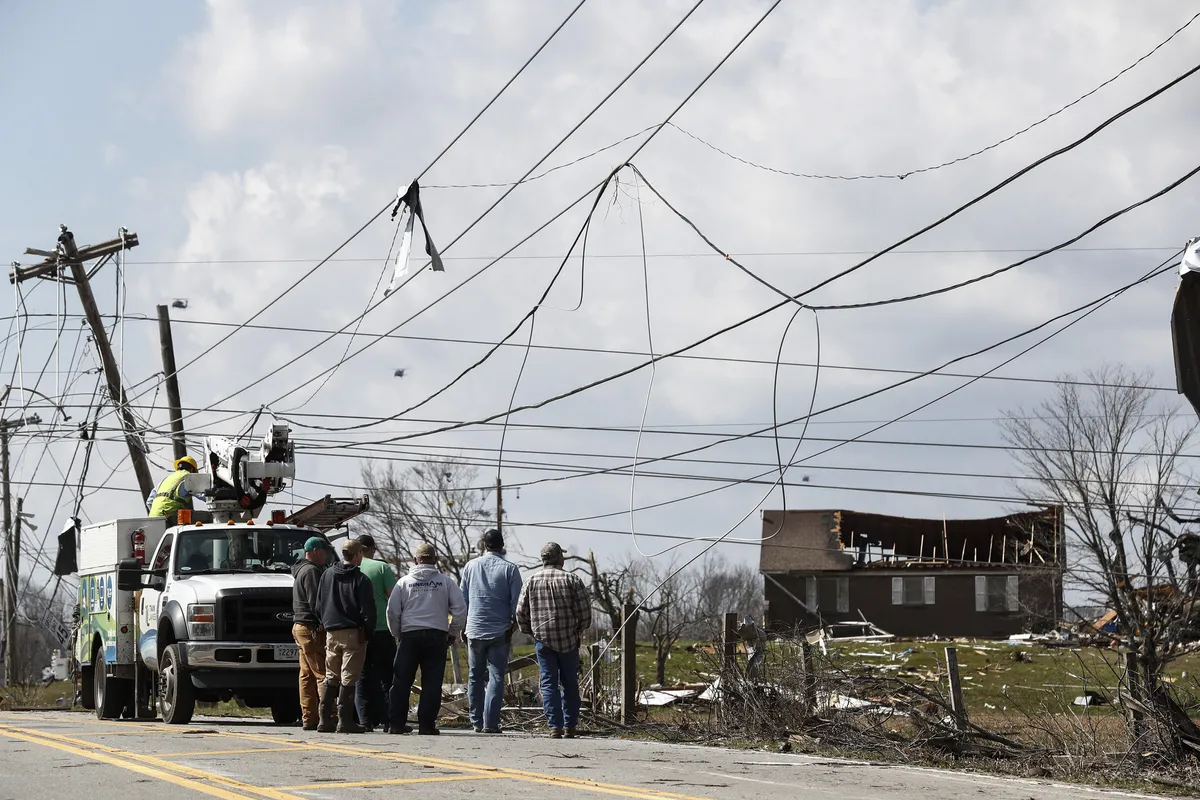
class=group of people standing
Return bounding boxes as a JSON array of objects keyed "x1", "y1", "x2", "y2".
[{"x1": 290, "y1": 528, "x2": 593, "y2": 738}]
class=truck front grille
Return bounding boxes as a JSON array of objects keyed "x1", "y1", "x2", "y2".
[{"x1": 216, "y1": 591, "x2": 293, "y2": 643}]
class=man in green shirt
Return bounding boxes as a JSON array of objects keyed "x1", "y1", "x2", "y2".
[{"x1": 354, "y1": 534, "x2": 398, "y2": 732}]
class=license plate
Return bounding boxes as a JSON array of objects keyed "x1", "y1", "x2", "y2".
[{"x1": 273, "y1": 644, "x2": 300, "y2": 662}]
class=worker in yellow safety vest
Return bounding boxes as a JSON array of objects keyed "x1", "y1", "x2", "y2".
[{"x1": 147, "y1": 456, "x2": 203, "y2": 517}]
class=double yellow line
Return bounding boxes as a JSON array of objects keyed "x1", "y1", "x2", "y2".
[
  {"x1": 220, "y1": 731, "x2": 714, "y2": 800},
  {"x1": 0, "y1": 724, "x2": 301, "y2": 800},
  {"x1": 0, "y1": 721, "x2": 714, "y2": 800}
]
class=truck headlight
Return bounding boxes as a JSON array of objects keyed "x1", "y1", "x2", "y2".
[{"x1": 187, "y1": 603, "x2": 215, "y2": 640}]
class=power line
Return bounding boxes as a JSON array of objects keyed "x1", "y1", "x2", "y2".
[
  {"x1": 16, "y1": 311, "x2": 1182, "y2": 393},
  {"x1": 109, "y1": 244, "x2": 1186, "y2": 266},
  {"x1": 666, "y1": 10, "x2": 1200, "y2": 181}
]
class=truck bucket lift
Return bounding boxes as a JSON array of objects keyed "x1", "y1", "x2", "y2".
[{"x1": 284, "y1": 495, "x2": 370, "y2": 532}]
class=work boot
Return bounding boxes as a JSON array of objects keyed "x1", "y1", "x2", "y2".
[
  {"x1": 317, "y1": 682, "x2": 338, "y2": 733},
  {"x1": 337, "y1": 685, "x2": 366, "y2": 734}
]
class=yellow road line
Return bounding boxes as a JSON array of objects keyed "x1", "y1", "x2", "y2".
[
  {"x1": 221, "y1": 732, "x2": 714, "y2": 800},
  {"x1": 278, "y1": 775, "x2": 495, "y2": 790},
  {"x1": 0, "y1": 725, "x2": 305, "y2": 800},
  {"x1": 0, "y1": 727, "x2": 267, "y2": 800},
  {"x1": 157, "y1": 746, "x2": 320, "y2": 757}
]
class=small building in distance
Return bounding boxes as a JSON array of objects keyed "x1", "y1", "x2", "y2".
[{"x1": 759, "y1": 507, "x2": 1064, "y2": 638}]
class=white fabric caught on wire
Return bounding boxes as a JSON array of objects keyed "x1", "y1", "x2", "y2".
[{"x1": 386, "y1": 206, "x2": 415, "y2": 296}]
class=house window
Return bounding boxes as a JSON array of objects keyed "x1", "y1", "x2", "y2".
[
  {"x1": 891, "y1": 575, "x2": 935, "y2": 606},
  {"x1": 805, "y1": 576, "x2": 849, "y2": 614},
  {"x1": 975, "y1": 575, "x2": 1019, "y2": 612}
]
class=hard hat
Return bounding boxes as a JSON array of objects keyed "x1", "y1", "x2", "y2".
[{"x1": 174, "y1": 456, "x2": 199, "y2": 472}]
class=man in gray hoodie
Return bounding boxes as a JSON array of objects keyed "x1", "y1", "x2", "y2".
[{"x1": 386, "y1": 542, "x2": 466, "y2": 735}]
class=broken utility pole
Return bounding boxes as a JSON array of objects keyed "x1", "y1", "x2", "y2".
[
  {"x1": 157, "y1": 304, "x2": 187, "y2": 461},
  {"x1": 11, "y1": 227, "x2": 155, "y2": 502},
  {"x1": 2, "y1": 413, "x2": 38, "y2": 687}
]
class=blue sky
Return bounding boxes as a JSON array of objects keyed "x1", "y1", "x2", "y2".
[{"x1": 2, "y1": 0, "x2": 1199, "y2": 606}]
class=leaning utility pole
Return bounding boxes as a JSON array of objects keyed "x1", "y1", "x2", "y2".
[
  {"x1": 157, "y1": 304, "x2": 187, "y2": 461},
  {"x1": 2, "y1": 413, "x2": 38, "y2": 687},
  {"x1": 11, "y1": 227, "x2": 155, "y2": 501}
]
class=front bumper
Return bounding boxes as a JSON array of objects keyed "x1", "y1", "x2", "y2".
[{"x1": 179, "y1": 641, "x2": 299, "y2": 670}]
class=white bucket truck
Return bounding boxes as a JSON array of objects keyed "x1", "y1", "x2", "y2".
[{"x1": 72, "y1": 425, "x2": 367, "y2": 724}]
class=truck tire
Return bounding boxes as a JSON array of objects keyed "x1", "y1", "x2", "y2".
[
  {"x1": 270, "y1": 695, "x2": 301, "y2": 726},
  {"x1": 159, "y1": 645, "x2": 195, "y2": 725},
  {"x1": 94, "y1": 647, "x2": 131, "y2": 720}
]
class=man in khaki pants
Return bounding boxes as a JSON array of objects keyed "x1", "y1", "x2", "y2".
[
  {"x1": 315, "y1": 540, "x2": 375, "y2": 733},
  {"x1": 290, "y1": 537, "x2": 328, "y2": 730}
]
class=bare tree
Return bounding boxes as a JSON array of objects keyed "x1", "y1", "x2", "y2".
[
  {"x1": 688, "y1": 554, "x2": 764, "y2": 638},
  {"x1": 1000, "y1": 365, "x2": 1200, "y2": 755},
  {"x1": 358, "y1": 457, "x2": 492, "y2": 581},
  {"x1": 630, "y1": 559, "x2": 702, "y2": 687}
]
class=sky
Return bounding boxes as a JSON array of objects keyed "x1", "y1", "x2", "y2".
[{"x1": 1, "y1": 0, "x2": 1199, "y2": 609}]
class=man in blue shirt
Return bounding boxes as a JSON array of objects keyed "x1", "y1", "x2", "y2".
[{"x1": 458, "y1": 528, "x2": 523, "y2": 733}]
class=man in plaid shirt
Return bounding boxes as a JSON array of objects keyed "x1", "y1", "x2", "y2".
[{"x1": 516, "y1": 541, "x2": 592, "y2": 739}]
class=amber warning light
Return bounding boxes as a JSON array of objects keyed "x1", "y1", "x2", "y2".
[
  {"x1": 271, "y1": 510, "x2": 286, "y2": 524},
  {"x1": 177, "y1": 509, "x2": 192, "y2": 525}
]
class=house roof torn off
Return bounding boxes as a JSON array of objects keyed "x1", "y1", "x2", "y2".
[{"x1": 759, "y1": 507, "x2": 1063, "y2": 573}]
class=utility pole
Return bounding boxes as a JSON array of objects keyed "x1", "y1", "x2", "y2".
[
  {"x1": 11, "y1": 227, "x2": 155, "y2": 501},
  {"x1": 495, "y1": 477, "x2": 503, "y2": 536},
  {"x1": 2, "y1": 413, "x2": 38, "y2": 687},
  {"x1": 157, "y1": 304, "x2": 187, "y2": 460}
]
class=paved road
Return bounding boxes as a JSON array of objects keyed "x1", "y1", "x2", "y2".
[{"x1": 0, "y1": 711, "x2": 1175, "y2": 800}]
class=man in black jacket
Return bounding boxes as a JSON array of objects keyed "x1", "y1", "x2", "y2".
[
  {"x1": 315, "y1": 540, "x2": 375, "y2": 733},
  {"x1": 290, "y1": 537, "x2": 328, "y2": 730}
]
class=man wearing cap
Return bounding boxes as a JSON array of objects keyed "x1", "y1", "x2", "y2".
[
  {"x1": 386, "y1": 542, "x2": 467, "y2": 735},
  {"x1": 353, "y1": 534, "x2": 397, "y2": 732},
  {"x1": 516, "y1": 542, "x2": 592, "y2": 739},
  {"x1": 147, "y1": 456, "x2": 204, "y2": 521},
  {"x1": 315, "y1": 540, "x2": 375, "y2": 733},
  {"x1": 291, "y1": 536, "x2": 328, "y2": 730},
  {"x1": 459, "y1": 528, "x2": 522, "y2": 733}
]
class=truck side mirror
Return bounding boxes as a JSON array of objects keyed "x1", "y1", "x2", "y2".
[
  {"x1": 146, "y1": 570, "x2": 167, "y2": 592},
  {"x1": 116, "y1": 557, "x2": 145, "y2": 592}
]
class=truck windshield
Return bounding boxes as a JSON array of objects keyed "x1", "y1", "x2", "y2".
[{"x1": 173, "y1": 529, "x2": 322, "y2": 575}]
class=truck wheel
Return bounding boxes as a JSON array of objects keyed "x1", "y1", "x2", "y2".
[
  {"x1": 270, "y1": 695, "x2": 300, "y2": 726},
  {"x1": 94, "y1": 647, "x2": 131, "y2": 720},
  {"x1": 159, "y1": 645, "x2": 195, "y2": 725}
]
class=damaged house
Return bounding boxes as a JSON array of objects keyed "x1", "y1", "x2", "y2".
[{"x1": 760, "y1": 507, "x2": 1064, "y2": 638}]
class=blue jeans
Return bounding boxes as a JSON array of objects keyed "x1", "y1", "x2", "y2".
[
  {"x1": 535, "y1": 640, "x2": 581, "y2": 731},
  {"x1": 468, "y1": 636, "x2": 510, "y2": 731}
]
